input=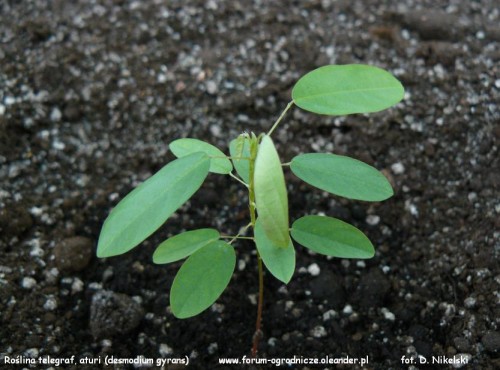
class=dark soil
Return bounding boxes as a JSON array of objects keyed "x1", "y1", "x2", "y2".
[{"x1": 1, "y1": 1, "x2": 499, "y2": 369}]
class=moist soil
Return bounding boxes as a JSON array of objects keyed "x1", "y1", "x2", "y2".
[{"x1": 1, "y1": 1, "x2": 499, "y2": 369}]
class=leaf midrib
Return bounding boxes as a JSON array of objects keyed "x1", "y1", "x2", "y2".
[{"x1": 294, "y1": 85, "x2": 401, "y2": 102}]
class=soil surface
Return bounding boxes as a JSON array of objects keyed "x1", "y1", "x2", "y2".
[{"x1": 1, "y1": 1, "x2": 499, "y2": 369}]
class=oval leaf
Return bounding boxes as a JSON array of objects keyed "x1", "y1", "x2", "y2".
[
  {"x1": 254, "y1": 219, "x2": 295, "y2": 284},
  {"x1": 291, "y1": 215, "x2": 374, "y2": 259},
  {"x1": 229, "y1": 135, "x2": 252, "y2": 183},
  {"x1": 290, "y1": 153, "x2": 393, "y2": 201},
  {"x1": 97, "y1": 152, "x2": 210, "y2": 258},
  {"x1": 170, "y1": 241, "x2": 235, "y2": 318},
  {"x1": 153, "y1": 228, "x2": 220, "y2": 264},
  {"x1": 292, "y1": 64, "x2": 404, "y2": 116},
  {"x1": 254, "y1": 135, "x2": 289, "y2": 248},
  {"x1": 170, "y1": 138, "x2": 232, "y2": 174}
]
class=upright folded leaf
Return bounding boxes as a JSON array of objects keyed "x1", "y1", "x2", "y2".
[
  {"x1": 153, "y1": 228, "x2": 220, "y2": 264},
  {"x1": 292, "y1": 64, "x2": 404, "y2": 116},
  {"x1": 290, "y1": 153, "x2": 393, "y2": 201},
  {"x1": 97, "y1": 152, "x2": 210, "y2": 258},
  {"x1": 229, "y1": 135, "x2": 252, "y2": 183},
  {"x1": 170, "y1": 241, "x2": 236, "y2": 318},
  {"x1": 254, "y1": 135, "x2": 289, "y2": 248},
  {"x1": 254, "y1": 219, "x2": 295, "y2": 284},
  {"x1": 170, "y1": 138, "x2": 232, "y2": 174},
  {"x1": 291, "y1": 215, "x2": 374, "y2": 259}
]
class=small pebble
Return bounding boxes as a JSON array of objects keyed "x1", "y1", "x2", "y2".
[
  {"x1": 463, "y1": 297, "x2": 476, "y2": 308},
  {"x1": 310, "y1": 325, "x2": 327, "y2": 338},
  {"x1": 89, "y1": 290, "x2": 144, "y2": 339},
  {"x1": 342, "y1": 304, "x2": 353, "y2": 315},
  {"x1": 159, "y1": 343, "x2": 173, "y2": 357},
  {"x1": 21, "y1": 277, "x2": 37, "y2": 289},
  {"x1": 307, "y1": 263, "x2": 321, "y2": 276},
  {"x1": 43, "y1": 296, "x2": 58, "y2": 311},
  {"x1": 391, "y1": 162, "x2": 405, "y2": 175},
  {"x1": 71, "y1": 278, "x2": 84, "y2": 294},
  {"x1": 366, "y1": 215, "x2": 380, "y2": 226},
  {"x1": 207, "y1": 342, "x2": 218, "y2": 355},
  {"x1": 206, "y1": 80, "x2": 218, "y2": 95},
  {"x1": 50, "y1": 107, "x2": 62, "y2": 122},
  {"x1": 451, "y1": 354, "x2": 472, "y2": 368},
  {"x1": 24, "y1": 348, "x2": 39, "y2": 358},
  {"x1": 381, "y1": 307, "x2": 396, "y2": 321},
  {"x1": 322, "y1": 309, "x2": 338, "y2": 321},
  {"x1": 54, "y1": 236, "x2": 93, "y2": 272},
  {"x1": 267, "y1": 337, "x2": 277, "y2": 347},
  {"x1": 482, "y1": 331, "x2": 500, "y2": 352}
]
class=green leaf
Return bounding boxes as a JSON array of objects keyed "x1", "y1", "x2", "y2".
[
  {"x1": 254, "y1": 135, "x2": 289, "y2": 248},
  {"x1": 153, "y1": 228, "x2": 220, "y2": 264},
  {"x1": 229, "y1": 135, "x2": 252, "y2": 183},
  {"x1": 97, "y1": 152, "x2": 210, "y2": 258},
  {"x1": 170, "y1": 241, "x2": 236, "y2": 318},
  {"x1": 292, "y1": 64, "x2": 404, "y2": 116},
  {"x1": 254, "y1": 219, "x2": 295, "y2": 284},
  {"x1": 170, "y1": 138, "x2": 232, "y2": 175},
  {"x1": 290, "y1": 153, "x2": 393, "y2": 201},
  {"x1": 291, "y1": 215, "x2": 374, "y2": 259}
]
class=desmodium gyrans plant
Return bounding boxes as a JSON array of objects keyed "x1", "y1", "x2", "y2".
[{"x1": 96, "y1": 64, "x2": 404, "y2": 355}]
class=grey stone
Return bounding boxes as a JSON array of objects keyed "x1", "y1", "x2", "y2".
[{"x1": 89, "y1": 290, "x2": 144, "y2": 339}]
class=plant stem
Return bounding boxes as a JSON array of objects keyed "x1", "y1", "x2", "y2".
[
  {"x1": 267, "y1": 101, "x2": 294, "y2": 137},
  {"x1": 246, "y1": 134, "x2": 263, "y2": 356},
  {"x1": 251, "y1": 254, "x2": 264, "y2": 357}
]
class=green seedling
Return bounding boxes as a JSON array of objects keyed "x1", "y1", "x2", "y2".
[{"x1": 96, "y1": 64, "x2": 404, "y2": 355}]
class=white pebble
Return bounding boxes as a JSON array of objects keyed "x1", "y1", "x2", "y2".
[
  {"x1": 52, "y1": 140, "x2": 65, "y2": 150},
  {"x1": 366, "y1": 214, "x2": 380, "y2": 226},
  {"x1": 310, "y1": 325, "x2": 327, "y2": 338},
  {"x1": 451, "y1": 354, "x2": 472, "y2": 368},
  {"x1": 21, "y1": 277, "x2": 37, "y2": 289},
  {"x1": 44, "y1": 296, "x2": 58, "y2": 311},
  {"x1": 391, "y1": 162, "x2": 405, "y2": 175},
  {"x1": 157, "y1": 73, "x2": 167, "y2": 83},
  {"x1": 29, "y1": 207, "x2": 43, "y2": 216},
  {"x1": 238, "y1": 259, "x2": 246, "y2": 271},
  {"x1": 209, "y1": 124, "x2": 221, "y2": 137},
  {"x1": 0, "y1": 104, "x2": 5, "y2": 115},
  {"x1": 206, "y1": 80, "x2": 218, "y2": 95},
  {"x1": 307, "y1": 263, "x2": 321, "y2": 276},
  {"x1": 464, "y1": 297, "x2": 476, "y2": 308},
  {"x1": 356, "y1": 261, "x2": 366, "y2": 268},
  {"x1": 101, "y1": 339, "x2": 112, "y2": 347},
  {"x1": 71, "y1": 278, "x2": 84, "y2": 294},
  {"x1": 207, "y1": 342, "x2": 218, "y2": 355},
  {"x1": 342, "y1": 304, "x2": 353, "y2": 315},
  {"x1": 381, "y1": 307, "x2": 396, "y2": 321},
  {"x1": 24, "y1": 348, "x2": 39, "y2": 358},
  {"x1": 211, "y1": 303, "x2": 225, "y2": 313},
  {"x1": 4, "y1": 96, "x2": 16, "y2": 105},
  {"x1": 322, "y1": 309, "x2": 338, "y2": 321},
  {"x1": 247, "y1": 293, "x2": 257, "y2": 305},
  {"x1": 267, "y1": 337, "x2": 277, "y2": 347},
  {"x1": 50, "y1": 107, "x2": 62, "y2": 122},
  {"x1": 159, "y1": 343, "x2": 173, "y2": 357}
]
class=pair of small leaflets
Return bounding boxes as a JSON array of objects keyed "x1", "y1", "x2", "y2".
[
  {"x1": 153, "y1": 229, "x2": 235, "y2": 319},
  {"x1": 290, "y1": 64, "x2": 398, "y2": 201},
  {"x1": 287, "y1": 64, "x2": 401, "y2": 259}
]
